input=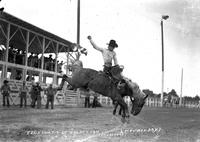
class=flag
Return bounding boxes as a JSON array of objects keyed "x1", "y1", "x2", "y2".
[
  {"x1": 72, "y1": 43, "x2": 88, "y2": 56},
  {"x1": 80, "y1": 47, "x2": 87, "y2": 56}
]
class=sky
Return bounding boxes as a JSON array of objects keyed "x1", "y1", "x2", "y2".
[{"x1": 1, "y1": 0, "x2": 200, "y2": 97}]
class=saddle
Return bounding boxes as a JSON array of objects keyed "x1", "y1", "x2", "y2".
[{"x1": 99, "y1": 65, "x2": 124, "y2": 86}]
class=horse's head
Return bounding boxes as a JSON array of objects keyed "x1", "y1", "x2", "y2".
[
  {"x1": 131, "y1": 88, "x2": 148, "y2": 116},
  {"x1": 123, "y1": 80, "x2": 148, "y2": 116}
]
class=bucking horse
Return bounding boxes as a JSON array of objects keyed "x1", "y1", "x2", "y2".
[{"x1": 60, "y1": 63, "x2": 148, "y2": 123}]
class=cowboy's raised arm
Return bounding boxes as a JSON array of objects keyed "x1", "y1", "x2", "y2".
[{"x1": 87, "y1": 36, "x2": 103, "y2": 52}]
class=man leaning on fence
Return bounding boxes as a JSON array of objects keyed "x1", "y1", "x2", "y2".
[
  {"x1": 44, "y1": 84, "x2": 61, "y2": 109},
  {"x1": 30, "y1": 82, "x2": 36, "y2": 108},
  {"x1": 85, "y1": 93, "x2": 90, "y2": 108},
  {"x1": 31, "y1": 82, "x2": 42, "y2": 109},
  {"x1": 19, "y1": 81, "x2": 29, "y2": 108},
  {"x1": 0, "y1": 80, "x2": 11, "y2": 107}
]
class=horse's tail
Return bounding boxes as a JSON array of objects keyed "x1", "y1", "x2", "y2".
[
  {"x1": 59, "y1": 75, "x2": 68, "y2": 89},
  {"x1": 63, "y1": 74, "x2": 68, "y2": 79}
]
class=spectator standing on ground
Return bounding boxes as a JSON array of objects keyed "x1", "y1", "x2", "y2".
[
  {"x1": 44, "y1": 84, "x2": 61, "y2": 109},
  {"x1": 19, "y1": 81, "x2": 28, "y2": 108},
  {"x1": 35, "y1": 82, "x2": 43, "y2": 109},
  {"x1": 30, "y1": 82, "x2": 36, "y2": 108},
  {"x1": 30, "y1": 82, "x2": 42, "y2": 109},
  {"x1": 92, "y1": 96, "x2": 98, "y2": 108},
  {"x1": 85, "y1": 93, "x2": 90, "y2": 108},
  {"x1": 198, "y1": 100, "x2": 200, "y2": 108},
  {"x1": 0, "y1": 80, "x2": 11, "y2": 107}
]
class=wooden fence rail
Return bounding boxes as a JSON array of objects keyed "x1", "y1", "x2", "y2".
[{"x1": 0, "y1": 81, "x2": 199, "y2": 109}]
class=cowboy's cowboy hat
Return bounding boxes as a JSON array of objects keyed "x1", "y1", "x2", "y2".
[{"x1": 107, "y1": 40, "x2": 118, "y2": 48}]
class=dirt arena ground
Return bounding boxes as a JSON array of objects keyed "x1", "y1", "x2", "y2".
[{"x1": 0, "y1": 106, "x2": 200, "y2": 142}]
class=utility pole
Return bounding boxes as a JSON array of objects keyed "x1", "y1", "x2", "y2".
[
  {"x1": 180, "y1": 68, "x2": 183, "y2": 107},
  {"x1": 76, "y1": 0, "x2": 81, "y2": 60},
  {"x1": 160, "y1": 15, "x2": 169, "y2": 107}
]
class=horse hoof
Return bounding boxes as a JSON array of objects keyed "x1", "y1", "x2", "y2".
[
  {"x1": 121, "y1": 117, "x2": 130, "y2": 124},
  {"x1": 126, "y1": 118, "x2": 130, "y2": 124},
  {"x1": 121, "y1": 117, "x2": 126, "y2": 123},
  {"x1": 111, "y1": 116, "x2": 118, "y2": 122}
]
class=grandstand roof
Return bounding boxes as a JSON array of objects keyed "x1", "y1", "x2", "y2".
[{"x1": 0, "y1": 12, "x2": 75, "y2": 53}]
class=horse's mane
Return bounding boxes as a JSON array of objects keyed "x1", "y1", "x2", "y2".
[
  {"x1": 121, "y1": 77, "x2": 143, "y2": 97},
  {"x1": 124, "y1": 78, "x2": 139, "y2": 90}
]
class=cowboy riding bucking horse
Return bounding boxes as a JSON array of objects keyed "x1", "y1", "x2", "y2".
[{"x1": 60, "y1": 36, "x2": 148, "y2": 123}]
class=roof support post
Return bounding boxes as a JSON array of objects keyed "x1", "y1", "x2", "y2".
[
  {"x1": 39, "y1": 37, "x2": 45, "y2": 83},
  {"x1": 41, "y1": 37, "x2": 45, "y2": 70},
  {"x1": 23, "y1": 30, "x2": 29, "y2": 81},
  {"x1": 54, "y1": 43, "x2": 58, "y2": 73},
  {"x1": 3, "y1": 23, "x2": 10, "y2": 78},
  {"x1": 53, "y1": 43, "x2": 58, "y2": 84},
  {"x1": 66, "y1": 48, "x2": 69, "y2": 75}
]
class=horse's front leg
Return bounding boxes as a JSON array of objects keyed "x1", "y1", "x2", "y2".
[{"x1": 116, "y1": 98, "x2": 129, "y2": 123}]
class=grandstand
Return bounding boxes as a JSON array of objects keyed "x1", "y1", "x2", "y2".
[
  {"x1": 0, "y1": 12, "x2": 80, "y2": 106},
  {"x1": 0, "y1": 12, "x2": 78, "y2": 84}
]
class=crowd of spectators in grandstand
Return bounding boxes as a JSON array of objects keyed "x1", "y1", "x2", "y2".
[
  {"x1": 0, "y1": 46, "x2": 64, "y2": 81},
  {"x1": 1, "y1": 46, "x2": 64, "y2": 73},
  {"x1": 28, "y1": 53, "x2": 64, "y2": 73},
  {"x1": 8, "y1": 46, "x2": 25, "y2": 65}
]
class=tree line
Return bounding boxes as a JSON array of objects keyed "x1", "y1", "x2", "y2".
[{"x1": 142, "y1": 89, "x2": 200, "y2": 102}]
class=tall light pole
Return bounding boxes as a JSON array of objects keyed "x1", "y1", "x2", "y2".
[
  {"x1": 180, "y1": 68, "x2": 183, "y2": 107},
  {"x1": 76, "y1": 0, "x2": 81, "y2": 60},
  {"x1": 77, "y1": 0, "x2": 80, "y2": 45},
  {"x1": 161, "y1": 15, "x2": 169, "y2": 107}
]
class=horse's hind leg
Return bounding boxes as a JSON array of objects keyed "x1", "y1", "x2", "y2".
[
  {"x1": 119, "y1": 106, "x2": 122, "y2": 115},
  {"x1": 113, "y1": 101, "x2": 118, "y2": 115}
]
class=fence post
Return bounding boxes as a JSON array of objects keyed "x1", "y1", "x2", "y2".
[
  {"x1": 99, "y1": 95, "x2": 102, "y2": 104},
  {"x1": 110, "y1": 98, "x2": 113, "y2": 107},
  {"x1": 106, "y1": 97, "x2": 108, "y2": 106},
  {"x1": 147, "y1": 98, "x2": 149, "y2": 106},
  {"x1": 76, "y1": 89, "x2": 81, "y2": 107}
]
